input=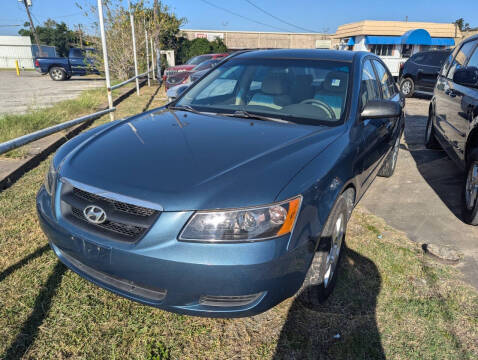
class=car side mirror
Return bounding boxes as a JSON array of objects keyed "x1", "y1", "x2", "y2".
[
  {"x1": 166, "y1": 83, "x2": 190, "y2": 102},
  {"x1": 453, "y1": 67, "x2": 478, "y2": 88},
  {"x1": 360, "y1": 100, "x2": 402, "y2": 120}
]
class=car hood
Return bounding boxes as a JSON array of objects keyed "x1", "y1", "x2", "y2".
[{"x1": 60, "y1": 109, "x2": 343, "y2": 211}]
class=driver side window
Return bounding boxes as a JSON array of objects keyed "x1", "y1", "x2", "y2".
[{"x1": 360, "y1": 60, "x2": 380, "y2": 111}]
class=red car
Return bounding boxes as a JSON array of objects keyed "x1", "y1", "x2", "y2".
[{"x1": 163, "y1": 53, "x2": 228, "y2": 89}]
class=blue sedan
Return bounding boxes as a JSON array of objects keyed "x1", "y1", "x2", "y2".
[{"x1": 37, "y1": 49, "x2": 404, "y2": 317}]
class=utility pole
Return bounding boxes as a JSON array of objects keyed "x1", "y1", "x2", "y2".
[
  {"x1": 128, "y1": 0, "x2": 140, "y2": 96},
  {"x1": 77, "y1": 24, "x2": 83, "y2": 49},
  {"x1": 145, "y1": 21, "x2": 150, "y2": 87},
  {"x1": 21, "y1": 0, "x2": 44, "y2": 57},
  {"x1": 97, "y1": 0, "x2": 114, "y2": 121},
  {"x1": 150, "y1": 37, "x2": 155, "y2": 81}
]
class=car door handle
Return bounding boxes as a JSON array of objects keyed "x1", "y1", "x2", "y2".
[{"x1": 445, "y1": 89, "x2": 456, "y2": 97}]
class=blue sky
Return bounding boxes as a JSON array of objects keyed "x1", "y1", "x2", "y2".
[{"x1": 1, "y1": 0, "x2": 476, "y2": 36}]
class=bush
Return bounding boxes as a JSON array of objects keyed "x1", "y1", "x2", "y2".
[{"x1": 176, "y1": 37, "x2": 228, "y2": 64}]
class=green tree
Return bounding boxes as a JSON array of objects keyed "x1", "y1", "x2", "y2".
[
  {"x1": 77, "y1": 0, "x2": 185, "y2": 79},
  {"x1": 454, "y1": 18, "x2": 471, "y2": 32},
  {"x1": 18, "y1": 19, "x2": 80, "y2": 57},
  {"x1": 175, "y1": 37, "x2": 228, "y2": 64}
]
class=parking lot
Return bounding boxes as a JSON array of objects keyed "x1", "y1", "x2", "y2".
[
  {"x1": 362, "y1": 97, "x2": 478, "y2": 289},
  {"x1": 0, "y1": 70, "x2": 104, "y2": 115}
]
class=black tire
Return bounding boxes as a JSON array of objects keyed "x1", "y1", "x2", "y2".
[
  {"x1": 425, "y1": 108, "x2": 441, "y2": 149},
  {"x1": 463, "y1": 148, "x2": 478, "y2": 225},
  {"x1": 400, "y1": 77, "x2": 414, "y2": 98},
  {"x1": 378, "y1": 135, "x2": 400, "y2": 177},
  {"x1": 299, "y1": 189, "x2": 353, "y2": 306},
  {"x1": 49, "y1": 67, "x2": 66, "y2": 81}
]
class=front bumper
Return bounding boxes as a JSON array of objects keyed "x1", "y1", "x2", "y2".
[{"x1": 37, "y1": 186, "x2": 312, "y2": 317}]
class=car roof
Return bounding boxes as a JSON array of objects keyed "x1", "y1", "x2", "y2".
[{"x1": 233, "y1": 49, "x2": 360, "y2": 62}]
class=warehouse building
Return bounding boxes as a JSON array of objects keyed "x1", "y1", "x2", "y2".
[
  {"x1": 179, "y1": 29, "x2": 333, "y2": 50},
  {"x1": 0, "y1": 36, "x2": 55, "y2": 69}
]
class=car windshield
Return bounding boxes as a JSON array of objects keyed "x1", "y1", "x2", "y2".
[
  {"x1": 186, "y1": 55, "x2": 212, "y2": 65},
  {"x1": 176, "y1": 58, "x2": 351, "y2": 125},
  {"x1": 194, "y1": 59, "x2": 219, "y2": 71}
]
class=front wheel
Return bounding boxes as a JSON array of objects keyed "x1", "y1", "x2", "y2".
[
  {"x1": 378, "y1": 135, "x2": 400, "y2": 177},
  {"x1": 49, "y1": 67, "x2": 66, "y2": 81},
  {"x1": 400, "y1": 78, "x2": 414, "y2": 98},
  {"x1": 425, "y1": 109, "x2": 441, "y2": 149},
  {"x1": 299, "y1": 191, "x2": 351, "y2": 306},
  {"x1": 463, "y1": 148, "x2": 478, "y2": 225}
]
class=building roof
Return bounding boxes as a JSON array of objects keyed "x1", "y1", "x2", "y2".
[{"x1": 334, "y1": 20, "x2": 459, "y2": 39}]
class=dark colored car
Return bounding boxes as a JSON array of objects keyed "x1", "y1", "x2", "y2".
[
  {"x1": 37, "y1": 49, "x2": 404, "y2": 317},
  {"x1": 34, "y1": 48, "x2": 99, "y2": 81},
  {"x1": 166, "y1": 59, "x2": 222, "y2": 88},
  {"x1": 163, "y1": 53, "x2": 228, "y2": 88},
  {"x1": 427, "y1": 35, "x2": 478, "y2": 225},
  {"x1": 399, "y1": 50, "x2": 451, "y2": 97}
]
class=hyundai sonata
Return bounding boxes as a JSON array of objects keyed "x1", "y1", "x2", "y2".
[{"x1": 37, "y1": 49, "x2": 403, "y2": 317}]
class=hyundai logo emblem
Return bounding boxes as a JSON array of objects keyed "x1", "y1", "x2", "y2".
[{"x1": 83, "y1": 205, "x2": 107, "y2": 224}]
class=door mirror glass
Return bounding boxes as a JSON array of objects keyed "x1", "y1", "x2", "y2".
[
  {"x1": 361, "y1": 100, "x2": 401, "y2": 119},
  {"x1": 452, "y1": 67, "x2": 478, "y2": 88},
  {"x1": 166, "y1": 83, "x2": 190, "y2": 102}
]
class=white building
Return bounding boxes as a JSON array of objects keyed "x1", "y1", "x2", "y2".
[
  {"x1": 334, "y1": 21, "x2": 459, "y2": 76},
  {"x1": 0, "y1": 36, "x2": 56, "y2": 69}
]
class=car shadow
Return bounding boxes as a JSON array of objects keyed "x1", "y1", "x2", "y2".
[
  {"x1": 403, "y1": 113, "x2": 465, "y2": 221},
  {"x1": 273, "y1": 246, "x2": 385, "y2": 359},
  {"x1": 0, "y1": 244, "x2": 49, "y2": 283},
  {"x1": 2, "y1": 261, "x2": 66, "y2": 360}
]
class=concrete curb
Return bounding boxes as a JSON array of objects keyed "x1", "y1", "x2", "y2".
[{"x1": 0, "y1": 79, "x2": 149, "y2": 192}]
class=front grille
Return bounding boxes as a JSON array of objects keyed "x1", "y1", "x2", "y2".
[
  {"x1": 71, "y1": 207, "x2": 145, "y2": 238},
  {"x1": 73, "y1": 187, "x2": 155, "y2": 217},
  {"x1": 60, "y1": 182, "x2": 160, "y2": 242}
]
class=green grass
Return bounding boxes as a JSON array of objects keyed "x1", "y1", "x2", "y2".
[
  {"x1": 0, "y1": 87, "x2": 477, "y2": 359},
  {"x1": 0, "y1": 81, "x2": 139, "y2": 158}
]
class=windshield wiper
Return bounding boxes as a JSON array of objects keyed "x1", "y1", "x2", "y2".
[
  {"x1": 217, "y1": 110, "x2": 294, "y2": 124},
  {"x1": 168, "y1": 105, "x2": 202, "y2": 114}
]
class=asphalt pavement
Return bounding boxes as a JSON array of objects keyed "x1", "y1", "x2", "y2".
[
  {"x1": 0, "y1": 70, "x2": 104, "y2": 115},
  {"x1": 361, "y1": 97, "x2": 478, "y2": 289}
]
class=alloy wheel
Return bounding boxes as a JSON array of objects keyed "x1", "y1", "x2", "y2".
[
  {"x1": 401, "y1": 80, "x2": 411, "y2": 95},
  {"x1": 323, "y1": 213, "x2": 344, "y2": 288},
  {"x1": 465, "y1": 162, "x2": 478, "y2": 211},
  {"x1": 52, "y1": 69, "x2": 63, "y2": 80}
]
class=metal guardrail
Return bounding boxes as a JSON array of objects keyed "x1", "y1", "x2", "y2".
[
  {"x1": 0, "y1": 107, "x2": 115, "y2": 156},
  {"x1": 111, "y1": 70, "x2": 152, "y2": 90}
]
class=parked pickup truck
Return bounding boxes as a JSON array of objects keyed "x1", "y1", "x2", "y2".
[{"x1": 34, "y1": 48, "x2": 100, "y2": 81}]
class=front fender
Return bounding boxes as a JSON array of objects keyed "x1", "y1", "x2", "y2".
[{"x1": 276, "y1": 132, "x2": 359, "y2": 251}]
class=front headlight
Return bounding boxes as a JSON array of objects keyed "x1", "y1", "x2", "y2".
[
  {"x1": 44, "y1": 160, "x2": 57, "y2": 196},
  {"x1": 179, "y1": 196, "x2": 302, "y2": 242}
]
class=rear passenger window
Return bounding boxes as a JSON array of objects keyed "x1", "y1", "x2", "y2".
[
  {"x1": 466, "y1": 44, "x2": 478, "y2": 68},
  {"x1": 360, "y1": 60, "x2": 380, "y2": 110},
  {"x1": 447, "y1": 41, "x2": 476, "y2": 80},
  {"x1": 373, "y1": 60, "x2": 397, "y2": 99},
  {"x1": 428, "y1": 52, "x2": 449, "y2": 67},
  {"x1": 412, "y1": 53, "x2": 426, "y2": 64}
]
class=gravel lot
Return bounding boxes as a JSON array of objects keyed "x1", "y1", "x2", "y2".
[
  {"x1": 0, "y1": 70, "x2": 104, "y2": 115},
  {"x1": 361, "y1": 97, "x2": 478, "y2": 289}
]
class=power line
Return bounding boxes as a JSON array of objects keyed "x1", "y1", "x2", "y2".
[
  {"x1": 198, "y1": 0, "x2": 291, "y2": 32},
  {"x1": 244, "y1": 0, "x2": 319, "y2": 33}
]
